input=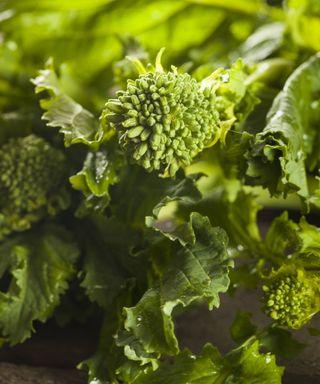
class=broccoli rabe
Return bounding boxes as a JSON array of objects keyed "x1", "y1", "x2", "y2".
[
  {"x1": 0, "y1": 134, "x2": 70, "y2": 239},
  {"x1": 103, "y1": 56, "x2": 220, "y2": 177},
  {"x1": 262, "y1": 266, "x2": 320, "y2": 329}
]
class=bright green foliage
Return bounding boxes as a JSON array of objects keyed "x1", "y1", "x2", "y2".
[
  {"x1": 33, "y1": 61, "x2": 105, "y2": 149},
  {"x1": 103, "y1": 61, "x2": 220, "y2": 177},
  {"x1": 262, "y1": 266, "x2": 320, "y2": 329},
  {"x1": 0, "y1": 135, "x2": 69, "y2": 239},
  {"x1": 125, "y1": 341, "x2": 283, "y2": 384},
  {"x1": 287, "y1": 0, "x2": 320, "y2": 51}
]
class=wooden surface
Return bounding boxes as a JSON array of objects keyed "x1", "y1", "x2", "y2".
[{"x1": 0, "y1": 363, "x2": 86, "y2": 384}]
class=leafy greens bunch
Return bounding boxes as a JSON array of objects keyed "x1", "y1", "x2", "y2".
[{"x1": 0, "y1": 0, "x2": 320, "y2": 383}]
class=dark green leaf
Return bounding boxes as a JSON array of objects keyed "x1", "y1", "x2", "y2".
[
  {"x1": 111, "y1": 167, "x2": 201, "y2": 228},
  {"x1": 80, "y1": 297, "x2": 131, "y2": 383},
  {"x1": 0, "y1": 224, "x2": 79, "y2": 344},
  {"x1": 260, "y1": 327, "x2": 305, "y2": 360},
  {"x1": 121, "y1": 213, "x2": 231, "y2": 358},
  {"x1": 246, "y1": 54, "x2": 320, "y2": 205},
  {"x1": 294, "y1": 217, "x2": 320, "y2": 267},
  {"x1": 264, "y1": 212, "x2": 299, "y2": 260},
  {"x1": 177, "y1": 187, "x2": 262, "y2": 253},
  {"x1": 79, "y1": 216, "x2": 140, "y2": 310},
  {"x1": 70, "y1": 143, "x2": 125, "y2": 215},
  {"x1": 231, "y1": 312, "x2": 257, "y2": 344}
]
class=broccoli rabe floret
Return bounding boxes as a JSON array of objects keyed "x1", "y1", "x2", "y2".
[
  {"x1": 104, "y1": 65, "x2": 220, "y2": 178},
  {"x1": 262, "y1": 266, "x2": 320, "y2": 329},
  {"x1": 0, "y1": 134, "x2": 70, "y2": 239}
]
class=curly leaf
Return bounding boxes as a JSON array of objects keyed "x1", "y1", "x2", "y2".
[
  {"x1": 246, "y1": 53, "x2": 320, "y2": 204},
  {"x1": 0, "y1": 224, "x2": 79, "y2": 344},
  {"x1": 264, "y1": 212, "x2": 320, "y2": 267},
  {"x1": 294, "y1": 217, "x2": 320, "y2": 267},
  {"x1": 121, "y1": 213, "x2": 231, "y2": 358},
  {"x1": 224, "y1": 340, "x2": 283, "y2": 384},
  {"x1": 32, "y1": 60, "x2": 107, "y2": 148},
  {"x1": 129, "y1": 340, "x2": 283, "y2": 384},
  {"x1": 70, "y1": 144, "x2": 125, "y2": 215}
]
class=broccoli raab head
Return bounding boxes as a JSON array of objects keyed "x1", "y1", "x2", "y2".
[
  {"x1": 262, "y1": 266, "x2": 320, "y2": 329},
  {"x1": 103, "y1": 55, "x2": 220, "y2": 177},
  {"x1": 0, "y1": 134, "x2": 70, "y2": 239}
]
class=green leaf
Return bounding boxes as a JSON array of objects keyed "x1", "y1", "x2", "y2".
[
  {"x1": 111, "y1": 166, "x2": 201, "y2": 228},
  {"x1": 264, "y1": 213, "x2": 320, "y2": 267},
  {"x1": 294, "y1": 217, "x2": 320, "y2": 267},
  {"x1": 32, "y1": 60, "x2": 106, "y2": 148},
  {"x1": 0, "y1": 224, "x2": 79, "y2": 344},
  {"x1": 287, "y1": 0, "x2": 320, "y2": 51},
  {"x1": 78, "y1": 215, "x2": 147, "y2": 383},
  {"x1": 229, "y1": 262, "x2": 260, "y2": 290},
  {"x1": 186, "y1": 0, "x2": 272, "y2": 15},
  {"x1": 231, "y1": 312, "x2": 257, "y2": 344},
  {"x1": 81, "y1": 294, "x2": 145, "y2": 384},
  {"x1": 70, "y1": 143, "x2": 125, "y2": 215},
  {"x1": 121, "y1": 213, "x2": 231, "y2": 358},
  {"x1": 264, "y1": 212, "x2": 299, "y2": 260},
  {"x1": 201, "y1": 60, "x2": 259, "y2": 143},
  {"x1": 225, "y1": 340, "x2": 284, "y2": 384},
  {"x1": 310, "y1": 178, "x2": 320, "y2": 208},
  {"x1": 80, "y1": 300, "x2": 130, "y2": 383},
  {"x1": 79, "y1": 215, "x2": 142, "y2": 310},
  {"x1": 129, "y1": 340, "x2": 283, "y2": 384},
  {"x1": 0, "y1": 0, "x2": 115, "y2": 11},
  {"x1": 131, "y1": 344, "x2": 224, "y2": 384},
  {"x1": 138, "y1": 4, "x2": 225, "y2": 55},
  {"x1": 223, "y1": 189, "x2": 262, "y2": 250},
  {"x1": 246, "y1": 53, "x2": 320, "y2": 204},
  {"x1": 260, "y1": 327, "x2": 305, "y2": 360},
  {"x1": 145, "y1": 173, "x2": 202, "y2": 245},
  {"x1": 238, "y1": 23, "x2": 285, "y2": 63},
  {"x1": 177, "y1": 186, "x2": 262, "y2": 253}
]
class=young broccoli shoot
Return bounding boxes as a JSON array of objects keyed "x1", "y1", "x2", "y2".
[
  {"x1": 262, "y1": 266, "x2": 320, "y2": 329},
  {"x1": 0, "y1": 134, "x2": 70, "y2": 239},
  {"x1": 103, "y1": 51, "x2": 220, "y2": 177}
]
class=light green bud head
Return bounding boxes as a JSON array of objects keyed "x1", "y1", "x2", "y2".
[{"x1": 104, "y1": 68, "x2": 220, "y2": 177}]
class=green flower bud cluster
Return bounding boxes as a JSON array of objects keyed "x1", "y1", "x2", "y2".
[
  {"x1": 262, "y1": 267, "x2": 319, "y2": 329},
  {"x1": 104, "y1": 70, "x2": 220, "y2": 177},
  {"x1": 0, "y1": 134, "x2": 70, "y2": 239}
]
